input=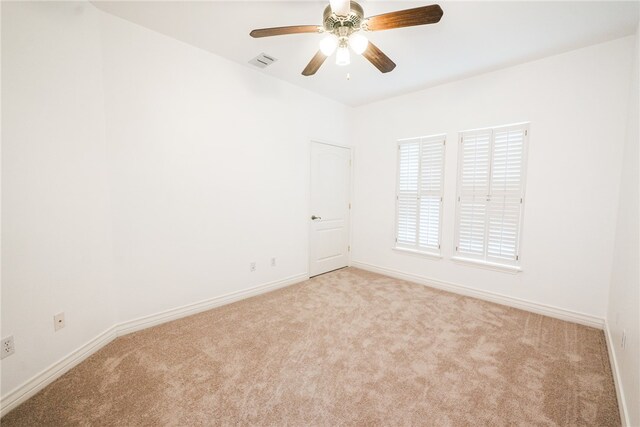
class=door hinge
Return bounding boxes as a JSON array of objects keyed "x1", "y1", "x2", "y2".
[
  {"x1": 525, "y1": 130, "x2": 528, "y2": 136},
  {"x1": 395, "y1": 237, "x2": 398, "y2": 243},
  {"x1": 456, "y1": 246, "x2": 458, "y2": 251},
  {"x1": 438, "y1": 244, "x2": 441, "y2": 249},
  {"x1": 349, "y1": 203, "x2": 351, "y2": 209},
  {"x1": 348, "y1": 245, "x2": 351, "y2": 252},
  {"x1": 520, "y1": 198, "x2": 523, "y2": 203},
  {"x1": 516, "y1": 255, "x2": 519, "y2": 260}
]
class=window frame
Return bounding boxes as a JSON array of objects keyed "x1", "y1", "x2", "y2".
[
  {"x1": 453, "y1": 123, "x2": 529, "y2": 271},
  {"x1": 394, "y1": 134, "x2": 446, "y2": 257}
]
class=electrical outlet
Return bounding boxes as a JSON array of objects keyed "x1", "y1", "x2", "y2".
[
  {"x1": 1, "y1": 336, "x2": 15, "y2": 359},
  {"x1": 621, "y1": 330, "x2": 627, "y2": 349},
  {"x1": 271, "y1": 257, "x2": 276, "y2": 267},
  {"x1": 54, "y1": 312, "x2": 65, "y2": 331},
  {"x1": 250, "y1": 262, "x2": 256, "y2": 272}
]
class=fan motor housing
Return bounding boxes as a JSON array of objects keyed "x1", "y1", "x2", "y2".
[{"x1": 323, "y1": 1, "x2": 364, "y2": 34}]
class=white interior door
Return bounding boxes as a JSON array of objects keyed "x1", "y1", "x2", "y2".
[{"x1": 309, "y1": 142, "x2": 351, "y2": 277}]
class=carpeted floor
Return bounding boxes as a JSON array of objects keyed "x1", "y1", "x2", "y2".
[{"x1": 2, "y1": 268, "x2": 619, "y2": 426}]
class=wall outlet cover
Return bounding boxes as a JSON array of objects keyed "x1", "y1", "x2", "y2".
[{"x1": 1, "y1": 336, "x2": 15, "y2": 359}]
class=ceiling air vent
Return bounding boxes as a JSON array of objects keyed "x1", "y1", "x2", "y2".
[{"x1": 249, "y1": 53, "x2": 278, "y2": 69}]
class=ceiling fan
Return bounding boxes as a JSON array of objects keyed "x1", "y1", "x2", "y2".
[{"x1": 249, "y1": 0, "x2": 443, "y2": 76}]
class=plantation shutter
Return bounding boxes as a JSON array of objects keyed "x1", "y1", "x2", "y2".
[
  {"x1": 455, "y1": 124, "x2": 528, "y2": 266},
  {"x1": 457, "y1": 130, "x2": 491, "y2": 258},
  {"x1": 396, "y1": 135, "x2": 445, "y2": 254},
  {"x1": 487, "y1": 127, "x2": 526, "y2": 263},
  {"x1": 397, "y1": 141, "x2": 420, "y2": 246}
]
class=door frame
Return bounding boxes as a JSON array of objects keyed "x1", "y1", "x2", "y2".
[{"x1": 308, "y1": 139, "x2": 354, "y2": 276}]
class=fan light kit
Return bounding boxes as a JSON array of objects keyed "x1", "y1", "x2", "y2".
[{"x1": 250, "y1": 0, "x2": 443, "y2": 76}]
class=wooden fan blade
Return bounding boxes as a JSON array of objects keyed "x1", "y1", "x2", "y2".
[
  {"x1": 250, "y1": 25, "x2": 321, "y2": 38},
  {"x1": 302, "y1": 50, "x2": 328, "y2": 76},
  {"x1": 362, "y1": 42, "x2": 396, "y2": 73},
  {"x1": 365, "y1": 4, "x2": 443, "y2": 31}
]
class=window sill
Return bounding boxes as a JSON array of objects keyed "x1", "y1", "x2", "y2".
[
  {"x1": 451, "y1": 256, "x2": 522, "y2": 274},
  {"x1": 393, "y1": 247, "x2": 442, "y2": 260}
]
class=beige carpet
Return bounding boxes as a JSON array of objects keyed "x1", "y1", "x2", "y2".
[{"x1": 2, "y1": 268, "x2": 619, "y2": 426}]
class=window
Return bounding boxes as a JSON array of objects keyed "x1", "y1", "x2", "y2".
[
  {"x1": 396, "y1": 134, "x2": 445, "y2": 256},
  {"x1": 454, "y1": 123, "x2": 528, "y2": 269}
]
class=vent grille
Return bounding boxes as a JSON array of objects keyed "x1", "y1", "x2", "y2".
[{"x1": 249, "y1": 53, "x2": 278, "y2": 69}]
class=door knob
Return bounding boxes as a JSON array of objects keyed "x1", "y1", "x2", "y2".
[{"x1": 311, "y1": 215, "x2": 322, "y2": 220}]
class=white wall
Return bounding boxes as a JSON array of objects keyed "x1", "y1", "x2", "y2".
[
  {"x1": 1, "y1": 1, "x2": 351, "y2": 400},
  {"x1": 1, "y1": 2, "x2": 116, "y2": 395},
  {"x1": 351, "y1": 37, "x2": 634, "y2": 320},
  {"x1": 99, "y1": 12, "x2": 350, "y2": 322},
  {"x1": 607, "y1": 25, "x2": 639, "y2": 427}
]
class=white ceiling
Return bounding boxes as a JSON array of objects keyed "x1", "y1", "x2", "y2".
[{"x1": 92, "y1": 1, "x2": 639, "y2": 106}]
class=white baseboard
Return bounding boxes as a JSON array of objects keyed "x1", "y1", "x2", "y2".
[
  {"x1": 0, "y1": 326, "x2": 118, "y2": 417},
  {"x1": 116, "y1": 273, "x2": 308, "y2": 336},
  {"x1": 604, "y1": 320, "x2": 630, "y2": 426},
  {"x1": 0, "y1": 273, "x2": 308, "y2": 418},
  {"x1": 351, "y1": 261, "x2": 605, "y2": 329}
]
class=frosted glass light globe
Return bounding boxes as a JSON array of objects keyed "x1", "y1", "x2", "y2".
[
  {"x1": 336, "y1": 46, "x2": 350, "y2": 66},
  {"x1": 349, "y1": 33, "x2": 368, "y2": 55},
  {"x1": 319, "y1": 35, "x2": 339, "y2": 56}
]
